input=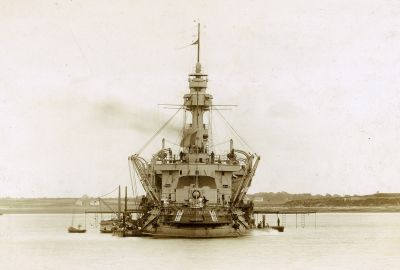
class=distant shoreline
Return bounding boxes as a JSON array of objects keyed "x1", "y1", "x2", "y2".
[
  {"x1": 1, "y1": 196, "x2": 400, "y2": 214},
  {"x1": 1, "y1": 206, "x2": 400, "y2": 214},
  {"x1": 254, "y1": 206, "x2": 400, "y2": 213}
]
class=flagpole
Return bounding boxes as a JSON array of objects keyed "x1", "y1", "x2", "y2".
[{"x1": 197, "y1": 23, "x2": 200, "y2": 63}]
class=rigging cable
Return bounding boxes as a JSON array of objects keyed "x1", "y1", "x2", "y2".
[
  {"x1": 98, "y1": 197, "x2": 118, "y2": 215},
  {"x1": 210, "y1": 139, "x2": 231, "y2": 148},
  {"x1": 164, "y1": 138, "x2": 181, "y2": 147},
  {"x1": 137, "y1": 107, "x2": 182, "y2": 154},
  {"x1": 98, "y1": 186, "x2": 119, "y2": 198},
  {"x1": 209, "y1": 106, "x2": 213, "y2": 152},
  {"x1": 215, "y1": 109, "x2": 254, "y2": 153}
]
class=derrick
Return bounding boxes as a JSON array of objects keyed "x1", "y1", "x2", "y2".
[{"x1": 129, "y1": 154, "x2": 160, "y2": 203}]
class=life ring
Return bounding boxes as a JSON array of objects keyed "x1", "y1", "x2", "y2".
[{"x1": 192, "y1": 190, "x2": 201, "y2": 199}]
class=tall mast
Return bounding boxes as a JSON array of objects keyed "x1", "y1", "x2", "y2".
[
  {"x1": 197, "y1": 23, "x2": 200, "y2": 64},
  {"x1": 118, "y1": 185, "x2": 121, "y2": 218},
  {"x1": 180, "y1": 23, "x2": 212, "y2": 154},
  {"x1": 123, "y1": 186, "x2": 127, "y2": 227},
  {"x1": 124, "y1": 186, "x2": 127, "y2": 213}
]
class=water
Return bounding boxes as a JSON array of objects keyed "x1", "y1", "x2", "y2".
[{"x1": 0, "y1": 213, "x2": 399, "y2": 270}]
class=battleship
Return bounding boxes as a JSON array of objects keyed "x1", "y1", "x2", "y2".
[{"x1": 129, "y1": 24, "x2": 260, "y2": 238}]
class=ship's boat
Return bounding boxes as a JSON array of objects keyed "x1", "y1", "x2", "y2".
[
  {"x1": 100, "y1": 219, "x2": 116, "y2": 233},
  {"x1": 68, "y1": 225, "x2": 86, "y2": 233},
  {"x1": 130, "y1": 24, "x2": 260, "y2": 238},
  {"x1": 67, "y1": 211, "x2": 86, "y2": 233}
]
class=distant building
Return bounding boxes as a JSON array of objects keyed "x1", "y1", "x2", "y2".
[
  {"x1": 253, "y1": 197, "x2": 264, "y2": 202},
  {"x1": 90, "y1": 200, "x2": 100, "y2": 206},
  {"x1": 75, "y1": 199, "x2": 83, "y2": 206}
]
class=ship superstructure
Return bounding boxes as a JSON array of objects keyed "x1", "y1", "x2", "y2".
[{"x1": 130, "y1": 24, "x2": 260, "y2": 238}]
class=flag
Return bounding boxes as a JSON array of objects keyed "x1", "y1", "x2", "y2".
[{"x1": 191, "y1": 39, "x2": 199, "y2": 45}]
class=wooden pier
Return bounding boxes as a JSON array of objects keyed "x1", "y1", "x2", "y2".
[
  {"x1": 253, "y1": 210, "x2": 317, "y2": 214},
  {"x1": 253, "y1": 209, "x2": 317, "y2": 230},
  {"x1": 85, "y1": 209, "x2": 142, "y2": 214}
]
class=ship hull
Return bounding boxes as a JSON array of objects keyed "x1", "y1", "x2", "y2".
[
  {"x1": 100, "y1": 220, "x2": 116, "y2": 233},
  {"x1": 149, "y1": 224, "x2": 250, "y2": 238},
  {"x1": 140, "y1": 205, "x2": 252, "y2": 238}
]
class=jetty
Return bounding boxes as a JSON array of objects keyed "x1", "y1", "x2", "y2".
[{"x1": 253, "y1": 209, "x2": 317, "y2": 231}]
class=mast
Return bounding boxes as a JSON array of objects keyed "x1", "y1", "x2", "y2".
[
  {"x1": 197, "y1": 23, "x2": 200, "y2": 63},
  {"x1": 123, "y1": 186, "x2": 127, "y2": 227},
  {"x1": 124, "y1": 186, "x2": 127, "y2": 213},
  {"x1": 118, "y1": 185, "x2": 121, "y2": 218},
  {"x1": 180, "y1": 23, "x2": 212, "y2": 155}
]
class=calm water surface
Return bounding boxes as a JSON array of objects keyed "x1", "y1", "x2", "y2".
[{"x1": 0, "y1": 213, "x2": 399, "y2": 270}]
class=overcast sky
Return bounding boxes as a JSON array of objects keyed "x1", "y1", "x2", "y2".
[{"x1": 1, "y1": 0, "x2": 400, "y2": 197}]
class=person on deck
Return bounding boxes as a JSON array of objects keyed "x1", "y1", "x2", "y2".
[{"x1": 202, "y1": 196, "x2": 208, "y2": 206}]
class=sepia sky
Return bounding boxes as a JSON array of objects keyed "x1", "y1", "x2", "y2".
[{"x1": 1, "y1": 0, "x2": 400, "y2": 197}]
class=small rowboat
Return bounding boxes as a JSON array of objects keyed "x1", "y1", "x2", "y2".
[{"x1": 68, "y1": 225, "x2": 86, "y2": 233}]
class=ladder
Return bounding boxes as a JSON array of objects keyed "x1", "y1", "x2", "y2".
[
  {"x1": 301, "y1": 213, "x2": 305, "y2": 228},
  {"x1": 94, "y1": 213, "x2": 99, "y2": 228},
  {"x1": 143, "y1": 208, "x2": 161, "y2": 229},
  {"x1": 282, "y1": 213, "x2": 287, "y2": 226}
]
